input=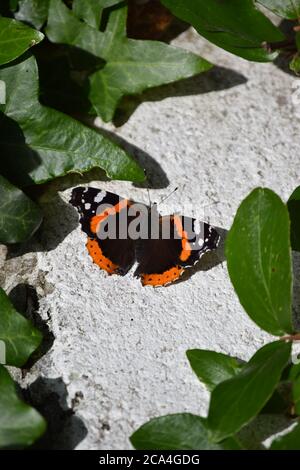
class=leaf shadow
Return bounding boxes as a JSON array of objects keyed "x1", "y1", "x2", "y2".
[
  {"x1": 0, "y1": 114, "x2": 42, "y2": 187},
  {"x1": 5, "y1": 168, "x2": 109, "y2": 258},
  {"x1": 8, "y1": 283, "x2": 55, "y2": 368},
  {"x1": 113, "y1": 66, "x2": 247, "y2": 126},
  {"x1": 237, "y1": 413, "x2": 294, "y2": 450},
  {"x1": 95, "y1": 127, "x2": 169, "y2": 189},
  {"x1": 23, "y1": 377, "x2": 88, "y2": 450}
]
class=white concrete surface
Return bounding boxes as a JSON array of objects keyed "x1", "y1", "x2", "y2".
[{"x1": 3, "y1": 28, "x2": 300, "y2": 449}]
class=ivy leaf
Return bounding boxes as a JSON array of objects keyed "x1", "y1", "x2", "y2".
[
  {"x1": 161, "y1": 0, "x2": 284, "y2": 62},
  {"x1": 270, "y1": 423, "x2": 300, "y2": 450},
  {"x1": 226, "y1": 188, "x2": 293, "y2": 336},
  {"x1": 0, "y1": 175, "x2": 42, "y2": 244},
  {"x1": 73, "y1": 0, "x2": 121, "y2": 28},
  {"x1": 207, "y1": 340, "x2": 292, "y2": 442},
  {"x1": 14, "y1": 0, "x2": 50, "y2": 29},
  {"x1": 130, "y1": 414, "x2": 242, "y2": 450},
  {"x1": 0, "y1": 365, "x2": 46, "y2": 448},
  {"x1": 186, "y1": 349, "x2": 242, "y2": 391},
  {"x1": 46, "y1": 0, "x2": 212, "y2": 122},
  {"x1": 0, "y1": 17, "x2": 44, "y2": 66},
  {"x1": 292, "y1": 376, "x2": 300, "y2": 415},
  {"x1": 0, "y1": 55, "x2": 144, "y2": 186},
  {"x1": 290, "y1": 53, "x2": 300, "y2": 74},
  {"x1": 256, "y1": 1, "x2": 300, "y2": 19},
  {"x1": 288, "y1": 186, "x2": 300, "y2": 252},
  {"x1": 0, "y1": 287, "x2": 42, "y2": 367}
]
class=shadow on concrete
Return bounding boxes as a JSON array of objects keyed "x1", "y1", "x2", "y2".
[
  {"x1": 24, "y1": 377, "x2": 88, "y2": 450},
  {"x1": 8, "y1": 283, "x2": 55, "y2": 368},
  {"x1": 114, "y1": 66, "x2": 247, "y2": 126}
]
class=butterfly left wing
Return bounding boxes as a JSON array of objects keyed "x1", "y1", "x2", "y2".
[{"x1": 70, "y1": 187, "x2": 136, "y2": 275}]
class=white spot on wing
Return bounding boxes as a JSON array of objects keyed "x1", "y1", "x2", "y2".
[
  {"x1": 94, "y1": 191, "x2": 106, "y2": 203},
  {"x1": 85, "y1": 203, "x2": 91, "y2": 209}
]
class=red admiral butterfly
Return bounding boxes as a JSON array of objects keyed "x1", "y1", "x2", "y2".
[{"x1": 70, "y1": 187, "x2": 220, "y2": 286}]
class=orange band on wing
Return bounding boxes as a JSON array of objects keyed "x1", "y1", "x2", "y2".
[
  {"x1": 90, "y1": 199, "x2": 129, "y2": 234},
  {"x1": 173, "y1": 215, "x2": 191, "y2": 262},
  {"x1": 141, "y1": 266, "x2": 183, "y2": 286},
  {"x1": 86, "y1": 237, "x2": 118, "y2": 274}
]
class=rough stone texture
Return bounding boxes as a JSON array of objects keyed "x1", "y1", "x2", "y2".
[{"x1": 2, "y1": 28, "x2": 300, "y2": 449}]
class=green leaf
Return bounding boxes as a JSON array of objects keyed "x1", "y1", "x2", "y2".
[
  {"x1": 73, "y1": 0, "x2": 102, "y2": 27},
  {"x1": 289, "y1": 362, "x2": 300, "y2": 381},
  {"x1": 130, "y1": 414, "x2": 242, "y2": 450},
  {"x1": 10, "y1": 0, "x2": 20, "y2": 11},
  {"x1": 0, "y1": 365, "x2": 46, "y2": 448},
  {"x1": 0, "y1": 174, "x2": 42, "y2": 244},
  {"x1": 226, "y1": 188, "x2": 293, "y2": 336},
  {"x1": 207, "y1": 340, "x2": 292, "y2": 442},
  {"x1": 292, "y1": 376, "x2": 300, "y2": 415},
  {"x1": 0, "y1": 287, "x2": 42, "y2": 367},
  {"x1": 73, "y1": 0, "x2": 121, "y2": 28},
  {"x1": 256, "y1": 1, "x2": 300, "y2": 19},
  {"x1": 14, "y1": 0, "x2": 50, "y2": 29},
  {"x1": 161, "y1": 0, "x2": 284, "y2": 62},
  {"x1": 0, "y1": 16, "x2": 44, "y2": 66},
  {"x1": 270, "y1": 423, "x2": 300, "y2": 450},
  {"x1": 290, "y1": 54, "x2": 300, "y2": 74},
  {"x1": 186, "y1": 349, "x2": 242, "y2": 391},
  {"x1": 288, "y1": 186, "x2": 300, "y2": 252},
  {"x1": 46, "y1": 0, "x2": 212, "y2": 122},
  {"x1": 0, "y1": 55, "x2": 144, "y2": 186}
]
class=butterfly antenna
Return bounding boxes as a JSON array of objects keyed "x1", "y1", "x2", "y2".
[
  {"x1": 158, "y1": 186, "x2": 179, "y2": 206},
  {"x1": 147, "y1": 187, "x2": 152, "y2": 208}
]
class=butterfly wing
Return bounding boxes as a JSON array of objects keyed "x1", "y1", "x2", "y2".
[
  {"x1": 70, "y1": 187, "x2": 136, "y2": 275},
  {"x1": 134, "y1": 215, "x2": 220, "y2": 286}
]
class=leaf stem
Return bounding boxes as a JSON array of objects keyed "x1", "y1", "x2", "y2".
[{"x1": 281, "y1": 333, "x2": 300, "y2": 342}]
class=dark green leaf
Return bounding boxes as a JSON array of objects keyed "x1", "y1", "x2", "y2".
[
  {"x1": 0, "y1": 174, "x2": 42, "y2": 243},
  {"x1": 0, "y1": 287, "x2": 42, "y2": 367},
  {"x1": 46, "y1": 0, "x2": 212, "y2": 122},
  {"x1": 270, "y1": 423, "x2": 300, "y2": 450},
  {"x1": 256, "y1": 1, "x2": 300, "y2": 19},
  {"x1": 207, "y1": 340, "x2": 292, "y2": 442},
  {"x1": 10, "y1": 0, "x2": 19, "y2": 11},
  {"x1": 0, "y1": 55, "x2": 144, "y2": 185},
  {"x1": 288, "y1": 186, "x2": 300, "y2": 252},
  {"x1": 226, "y1": 188, "x2": 293, "y2": 336},
  {"x1": 161, "y1": 0, "x2": 284, "y2": 62},
  {"x1": 291, "y1": 370, "x2": 300, "y2": 415},
  {"x1": 289, "y1": 362, "x2": 300, "y2": 381},
  {"x1": 186, "y1": 349, "x2": 242, "y2": 391},
  {"x1": 14, "y1": 0, "x2": 50, "y2": 29},
  {"x1": 0, "y1": 16, "x2": 44, "y2": 66},
  {"x1": 287, "y1": 362, "x2": 300, "y2": 413},
  {"x1": 0, "y1": 365, "x2": 46, "y2": 448},
  {"x1": 290, "y1": 54, "x2": 300, "y2": 74},
  {"x1": 130, "y1": 413, "x2": 242, "y2": 450}
]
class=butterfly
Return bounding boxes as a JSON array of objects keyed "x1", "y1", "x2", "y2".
[{"x1": 70, "y1": 187, "x2": 220, "y2": 286}]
